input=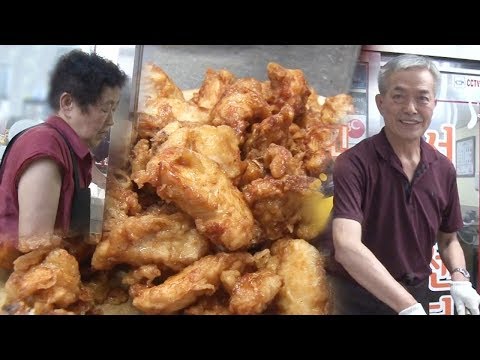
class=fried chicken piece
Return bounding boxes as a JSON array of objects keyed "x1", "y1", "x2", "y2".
[
  {"x1": 302, "y1": 126, "x2": 339, "y2": 177},
  {"x1": 242, "y1": 104, "x2": 295, "y2": 160},
  {"x1": 154, "y1": 124, "x2": 244, "y2": 182},
  {"x1": 140, "y1": 63, "x2": 185, "y2": 106},
  {"x1": 228, "y1": 269, "x2": 282, "y2": 314},
  {"x1": 252, "y1": 249, "x2": 280, "y2": 272},
  {"x1": 103, "y1": 168, "x2": 142, "y2": 229},
  {"x1": 134, "y1": 147, "x2": 259, "y2": 251},
  {"x1": 295, "y1": 87, "x2": 325, "y2": 129},
  {"x1": 136, "y1": 63, "x2": 212, "y2": 139},
  {"x1": 132, "y1": 252, "x2": 253, "y2": 314},
  {"x1": 3, "y1": 249, "x2": 84, "y2": 314},
  {"x1": 238, "y1": 159, "x2": 266, "y2": 188},
  {"x1": 0, "y1": 239, "x2": 22, "y2": 270},
  {"x1": 242, "y1": 175, "x2": 317, "y2": 241},
  {"x1": 271, "y1": 238, "x2": 331, "y2": 315},
  {"x1": 264, "y1": 144, "x2": 305, "y2": 179},
  {"x1": 319, "y1": 93, "x2": 354, "y2": 125},
  {"x1": 150, "y1": 120, "x2": 188, "y2": 147},
  {"x1": 155, "y1": 99, "x2": 211, "y2": 125},
  {"x1": 92, "y1": 210, "x2": 210, "y2": 271},
  {"x1": 220, "y1": 270, "x2": 243, "y2": 295},
  {"x1": 136, "y1": 110, "x2": 175, "y2": 140},
  {"x1": 267, "y1": 62, "x2": 311, "y2": 119},
  {"x1": 130, "y1": 139, "x2": 152, "y2": 175},
  {"x1": 16, "y1": 232, "x2": 63, "y2": 253},
  {"x1": 306, "y1": 87, "x2": 324, "y2": 112},
  {"x1": 210, "y1": 78, "x2": 272, "y2": 143},
  {"x1": 137, "y1": 100, "x2": 210, "y2": 140},
  {"x1": 122, "y1": 265, "x2": 161, "y2": 287},
  {"x1": 191, "y1": 68, "x2": 236, "y2": 110},
  {"x1": 183, "y1": 290, "x2": 232, "y2": 315},
  {"x1": 82, "y1": 271, "x2": 111, "y2": 304}
]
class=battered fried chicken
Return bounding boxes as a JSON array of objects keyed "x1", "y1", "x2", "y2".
[
  {"x1": 134, "y1": 146, "x2": 259, "y2": 251},
  {"x1": 136, "y1": 111, "x2": 175, "y2": 140},
  {"x1": 131, "y1": 252, "x2": 253, "y2": 314},
  {"x1": 140, "y1": 63, "x2": 185, "y2": 105},
  {"x1": 154, "y1": 124, "x2": 244, "y2": 182},
  {"x1": 210, "y1": 78, "x2": 272, "y2": 143},
  {"x1": 191, "y1": 68, "x2": 236, "y2": 110},
  {"x1": 3, "y1": 249, "x2": 88, "y2": 314},
  {"x1": 302, "y1": 126, "x2": 340, "y2": 178},
  {"x1": 267, "y1": 62, "x2": 311, "y2": 119},
  {"x1": 92, "y1": 208, "x2": 210, "y2": 271},
  {"x1": 228, "y1": 269, "x2": 282, "y2": 314},
  {"x1": 130, "y1": 139, "x2": 152, "y2": 175},
  {"x1": 103, "y1": 169, "x2": 142, "y2": 233},
  {"x1": 242, "y1": 175, "x2": 318, "y2": 241},
  {"x1": 183, "y1": 289, "x2": 232, "y2": 315},
  {"x1": 121, "y1": 265, "x2": 161, "y2": 287},
  {"x1": 136, "y1": 63, "x2": 211, "y2": 140},
  {"x1": 263, "y1": 144, "x2": 304, "y2": 179},
  {"x1": 238, "y1": 159, "x2": 266, "y2": 188},
  {"x1": 137, "y1": 100, "x2": 210, "y2": 140},
  {"x1": 271, "y1": 239, "x2": 331, "y2": 315},
  {"x1": 319, "y1": 93, "x2": 354, "y2": 125},
  {"x1": 242, "y1": 104, "x2": 295, "y2": 160}
]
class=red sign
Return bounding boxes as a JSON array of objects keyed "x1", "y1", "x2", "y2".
[{"x1": 348, "y1": 118, "x2": 366, "y2": 139}]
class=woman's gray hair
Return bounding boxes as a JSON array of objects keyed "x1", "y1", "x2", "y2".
[{"x1": 378, "y1": 54, "x2": 441, "y2": 96}]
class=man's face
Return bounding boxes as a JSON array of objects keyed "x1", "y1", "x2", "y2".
[{"x1": 375, "y1": 69, "x2": 437, "y2": 142}]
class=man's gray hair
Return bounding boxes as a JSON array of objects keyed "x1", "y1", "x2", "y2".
[{"x1": 378, "y1": 54, "x2": 441, "y2": 96}]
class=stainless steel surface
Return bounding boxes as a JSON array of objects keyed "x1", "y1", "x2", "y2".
[
  {"x1": 89, "y1": 45, "x2": 137, "y2": 234},
  {"x1": 139, "y1": 45, "x2": 361, "y2": 97}
]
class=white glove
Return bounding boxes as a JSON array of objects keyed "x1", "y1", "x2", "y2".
[
  {"x1": 399, "y1": 303, "x2": 427, "y2": 315},
  {"x1": 450, "y1": 281, "x2": 480, "y2": 315}
]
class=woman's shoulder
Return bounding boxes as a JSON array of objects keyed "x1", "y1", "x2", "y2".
[{"x1": 9, "y1": 122, "x2": 69, "y2": 161}]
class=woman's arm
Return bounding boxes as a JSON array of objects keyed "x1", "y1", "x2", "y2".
[{"x1": 17, "y1": 158, "x2": 63, "y2": 252}]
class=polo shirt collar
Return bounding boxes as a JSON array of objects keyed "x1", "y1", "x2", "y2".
[
  {"x1": 373, "y1": 127, "x2": 438, "y2": 165},
  {"x1": 45, "y1": 116, "x2": 91, "y2": 160}
]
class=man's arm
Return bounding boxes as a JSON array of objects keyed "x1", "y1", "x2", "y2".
[
  {"x1": 333, "y1": 217, "x2": 419, "y2": 313},
  {"x1": 17, "y1": 158, "x2": 63, "y2": 252},
  {"x1": 437, "y1": 230, "x2": 480, "y2": 315},
  {"x1": 437, "y1": 231, "x2": 468, "y2": 281}
]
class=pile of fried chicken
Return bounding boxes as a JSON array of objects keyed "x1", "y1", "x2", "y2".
[{"x1": 1, "y1": 62, "x2": 352, "y2": 315}]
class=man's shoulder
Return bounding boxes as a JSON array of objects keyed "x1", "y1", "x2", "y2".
[
  {"x1": 427, "y1": 145, "x2": 456, "y2": 172},
  {"x1": 337, "y1": 136, "x2": 377, "y2": 163}
]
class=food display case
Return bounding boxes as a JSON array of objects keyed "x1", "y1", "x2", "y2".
[
  {"x1": 1, "y1": 45, "x2": 363, "y2": 315},
  {"x1": 94, "y1": 45, "x2": 362, "y2": 315}
]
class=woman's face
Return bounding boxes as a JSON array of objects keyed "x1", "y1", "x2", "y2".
[{"x1": 71, "y1": 86, "x2": 122, "y2": 148}]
